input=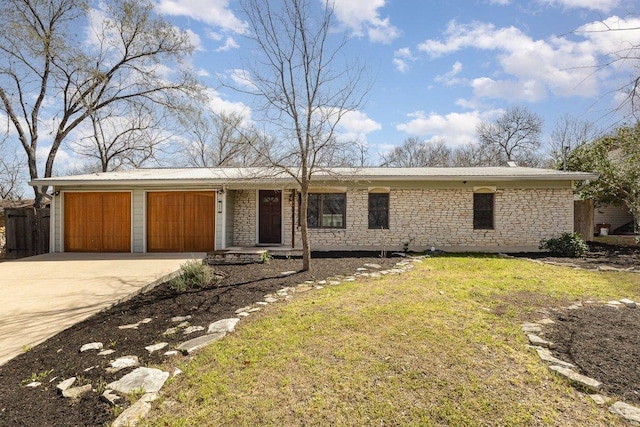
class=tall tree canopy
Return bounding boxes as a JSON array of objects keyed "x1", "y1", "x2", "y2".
[
  {"x1": 380, "y1": 138, "x2": 452, "y2": 167},
  {"x1": 0, "y1": 0, "x2": 200, "y2": 206},
  {"x1": 476, "y1": 106, "x2": 544, "y2": 166},
  {"x1": 548, "y1": 114, "x2": 599, "y2": 170},
  {"x1": 568, "y1": 123, "x2": 640, "y2": 232}
]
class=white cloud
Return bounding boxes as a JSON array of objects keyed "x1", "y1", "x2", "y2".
[
  {"x1": 339, "y1": 110, "x2": 382, "y2": 135},
  {"x1": 489, "y1": 0, "x2": 511, "y2": 4},
  {"x1": 203, "y1": 88, "x2": 252, "y2": 121},
  {"x1": 395, "y1": 110, "x2": 502, "y2": 146},
  {"x1": 228, "y1": 68, "x2": 256, "y2": 90},
  {"x1": 393, "y1": 47, "x2": 415, "y2": 73},
  {"x1": 330, "y1": 110, "x2": 381, "y2": 145},
  {"x1": 216, "y1": 36, "x2": 239, "y2": 52},
  {"x1": 538, "y1": 0, "x2": 619, "y2": 12},
  {"x1": 330, "y1": 0, "x2": 400, "y2": 44},
  {"x1": 577, "y1": 16, "x2": 640, "y2": 65},
  {"x1": 197, "y1": 68, "x2": 211, "y2": 77},
  {"x1": 155, "y1": 0, "x2": 247, "y2": 34},
  {"x1": 434, "y1": 61, "x2": 464, "y2": 86},
  {"x1": 185, "y1": 29, "x2": 203, "y2": 51},
  {"x1": 416, "y1": 19, "x2": 632, "y2": 102}
]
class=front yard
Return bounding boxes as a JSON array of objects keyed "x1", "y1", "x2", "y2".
[
  {"x1": 2, "y1": 251, "x2": 639, "y2": 426},
  {"x1": 144, "y1": 255, "x2": 640, "y2": 426}
]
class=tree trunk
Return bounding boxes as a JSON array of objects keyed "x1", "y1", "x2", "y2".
[{"x1": 299, "y1": 181, "x2": 311, "y2": 272}]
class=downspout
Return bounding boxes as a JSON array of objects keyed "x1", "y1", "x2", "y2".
[{"x1": 291, "y1": 189, "x2": 296, "y2": 249}]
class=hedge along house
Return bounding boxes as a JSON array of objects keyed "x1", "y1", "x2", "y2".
[{"x1": 30, "y1": 166, "x2": 596, "y2": 254}]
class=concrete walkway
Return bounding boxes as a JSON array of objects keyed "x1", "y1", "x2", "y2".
[{"x1": 0, "y1": 252, "x2": 205, "y2": 366}]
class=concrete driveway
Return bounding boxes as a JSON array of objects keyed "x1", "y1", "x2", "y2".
[{"x1": 0, "y1": 252, "x2": 205, "y2": 366}]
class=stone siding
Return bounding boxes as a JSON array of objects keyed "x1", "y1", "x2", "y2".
[
  {"x1": 233, "y1": 187, "x2": 573, "y2": 252},
  {"x1": 233, "y1": 190, "x2": 257, "y2": 246}
]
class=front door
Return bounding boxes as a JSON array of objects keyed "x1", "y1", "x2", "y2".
[{"x1": 259, "y1": 190, "x2": 282, "y2": 244}]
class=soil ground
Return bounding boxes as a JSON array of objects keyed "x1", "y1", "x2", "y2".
[
  {"x1": 0, "y1": 243, "x2": 638, "y2": 426},
  {"x1": 548, "y1": 304, "x2": 640, "y2": 405},
  {"x1": 0, "y1": 254, "x2": 395, "y2": 427}
]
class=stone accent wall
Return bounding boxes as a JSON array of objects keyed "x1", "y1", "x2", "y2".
[
  {"x1": 233, "y1": 190, "x2": 256, "y2": 246},
  {"x1": 231, "y1": 187, "x2": 573, "y2": 252}
]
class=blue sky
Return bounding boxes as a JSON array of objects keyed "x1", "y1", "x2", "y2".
[
  {"x1": 151, "y1": 0, "x2": 640, "y2": 162},
  {"x1": 7, "y1": 0, "x2": 640, "y2": 179}
]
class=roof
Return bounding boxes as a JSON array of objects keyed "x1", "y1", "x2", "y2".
[{"x1": 30, "y1": 166, "x2": 597, "y2": 187}]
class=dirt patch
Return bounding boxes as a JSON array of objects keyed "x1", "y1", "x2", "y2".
[
  {"x1": 548, "y1": 304, "x2": 640, "y2": 405},
  {"x1": 0, "y1": 255, "x2": 395, "y2": 427}
]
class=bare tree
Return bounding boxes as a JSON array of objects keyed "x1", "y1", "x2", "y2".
[
  {"x1": 182, "y1": 110, "x2": 268, "y2": 167},
  {"x1": 548, "y1": 114, "x2": 599, "y2": 170},
  {"x1": 574, "y1": 18, "x2": 640, "y2": 118},
  {"x1": 381, "y1": 137, "x2": 452, "y2": 167},
  {"x1": 236, "y1": 0, "x2": 368, "y2": 271},
  {"x1": 476, "y1": 106, "x2": 544, "y2": 166},
  {"x1": 450, "y1": 143, "x2": 489, "y2": 167},
  {"x1": 0, "y1": 0, "x2": 200, "y2": 207},
  {"x1": 0, "y1": 141, "x2": 24, "y2": 200},
  {"x1": 72, "y1": 101, "x2": 173, "y2": 172}
]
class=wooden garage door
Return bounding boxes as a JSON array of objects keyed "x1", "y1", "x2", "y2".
[
  {"x1": 64, "y1": 192, "x2": 131, "y2": 252},
  {"x1": 147, "y1": 191, "x2": 215, "y2": 252}
]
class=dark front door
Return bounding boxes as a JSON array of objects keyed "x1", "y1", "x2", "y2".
[{"x1": 259, "y1": 190, "x2": 282, "y2": 244}]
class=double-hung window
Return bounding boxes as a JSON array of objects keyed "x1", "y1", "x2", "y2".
[
  {"x1": 473, "y1": 193, "x2": 494, "y2": 230},
  {"x1": 306, "y1": 193, "x2": 346, "y2": 228},
  {"x1": 368, "y1": 193, "x2": 389, "y2": 229}
]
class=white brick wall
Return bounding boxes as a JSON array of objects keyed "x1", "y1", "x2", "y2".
[
  {"x1": 233, "y1": 190, "x2": 257, "y2": 246},
  {"x1": 233, "y1": 187, "x2": 574, "y2": 252}
]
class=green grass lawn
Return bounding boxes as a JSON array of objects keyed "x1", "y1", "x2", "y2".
[{"x1": 143, "y1": 256, "x2": 640, "y2": 426}]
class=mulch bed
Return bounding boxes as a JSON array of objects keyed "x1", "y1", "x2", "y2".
[
  {"x1": 0, "y1": 243, "x2": 639, "y2": 426},
  {"x1": 513, "y1": 241, "x2": 640, "y2": 270},
  {"x1": 0, "y1": 255, "x2": 395, "y2": 427},
  {"x1": 548, "y1": 304, "x2": 640, "y2": 405}
]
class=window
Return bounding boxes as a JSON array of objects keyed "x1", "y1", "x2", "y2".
[
  {"x1": 368, "y1": 193, "x2": 389, "y2": 229},
  {"x1": 305, "y1": 193, "x2": 346, "y2": 228},
  {"x1": 473, "y1": 193, "x2": 494, "y2": 230}
]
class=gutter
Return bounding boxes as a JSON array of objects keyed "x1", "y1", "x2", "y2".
[{"x1": 29, "y1": 172, "x2": 598, "y2": 187}]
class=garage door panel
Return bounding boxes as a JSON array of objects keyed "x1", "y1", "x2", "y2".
[
  {"x1": 64, "y1": 192, "x2": 130, "y2": 252},
  {"x1": 147, "y1": 192, "x2": 181, "y2": 252},
  {"x1": 101, "y1": 193, "x2": 132, "y2": 252},
  {"x1": 147, "y1": 191, "x2": 215, "y2": 252},
  {"x1": 65, "y1": 192, "x2": 101, "y2": 252}
]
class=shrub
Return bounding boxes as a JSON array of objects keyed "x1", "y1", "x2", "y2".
[
  {"x1": 539, "y1": 232, "x2": 589, "y2": 258},
  {"x1": 170, "y1": 260, "x2": 213, "y2": 292}
]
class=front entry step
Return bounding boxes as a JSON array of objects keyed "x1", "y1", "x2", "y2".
[{"x1": 207, "y1": 249, "x2": 269, "y2": 265}]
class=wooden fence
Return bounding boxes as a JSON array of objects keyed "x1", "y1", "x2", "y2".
[
  {"x1": 574, "y1": 199, "x2": 594, "y2": 242},
  {"x1": 4, "y1": 207, "x2": 50, "y2": 258}
]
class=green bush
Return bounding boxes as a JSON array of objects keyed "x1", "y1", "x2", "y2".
[
  {"x1": 170, "y1": 260, "x2": 213, "y2": 292},
  {"x1": 539, "y1": 232, "x2": 589, "y2": 257}
]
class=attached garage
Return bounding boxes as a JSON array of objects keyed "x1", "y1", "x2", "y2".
[
  {"x1": 146, "y1": 191, "x2": 216, "y2": 252},
  {"x1": 64, "y1": 192, "x2": 131, "y2": 252}
]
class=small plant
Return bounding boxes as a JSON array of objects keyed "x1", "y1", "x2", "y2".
[
  {"x1": 21, "y1": 369, "x2": 54, "y2": 385},
  {"x1": 108, "y1": 339, "x2": 117, "y2": 349},
  {"x1": 94, "y1": 378, "x2": 109, "y2": 395},
  {"x1": 128, "y1": 387, "x2": 146, "y2": 402},
  {"x1": 261, "y1": 251, "x2": 272, "y2": 264},
  {"x1": 402, "y1": 242, "x2": 409, "y2": 253},
  {"x1": 170, "y1": 260, "x2": 213, "y2": 292},
  {"x1": 540, "y1": 232, "x2": 589, "y2": 257},
  {"x1": 22, "y1": 345, "x2": 33, "y2": 353}
]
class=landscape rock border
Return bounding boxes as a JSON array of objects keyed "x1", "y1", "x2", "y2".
[{"x1": 523, "y1": 298, "x2": 640, "y2": 426}]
